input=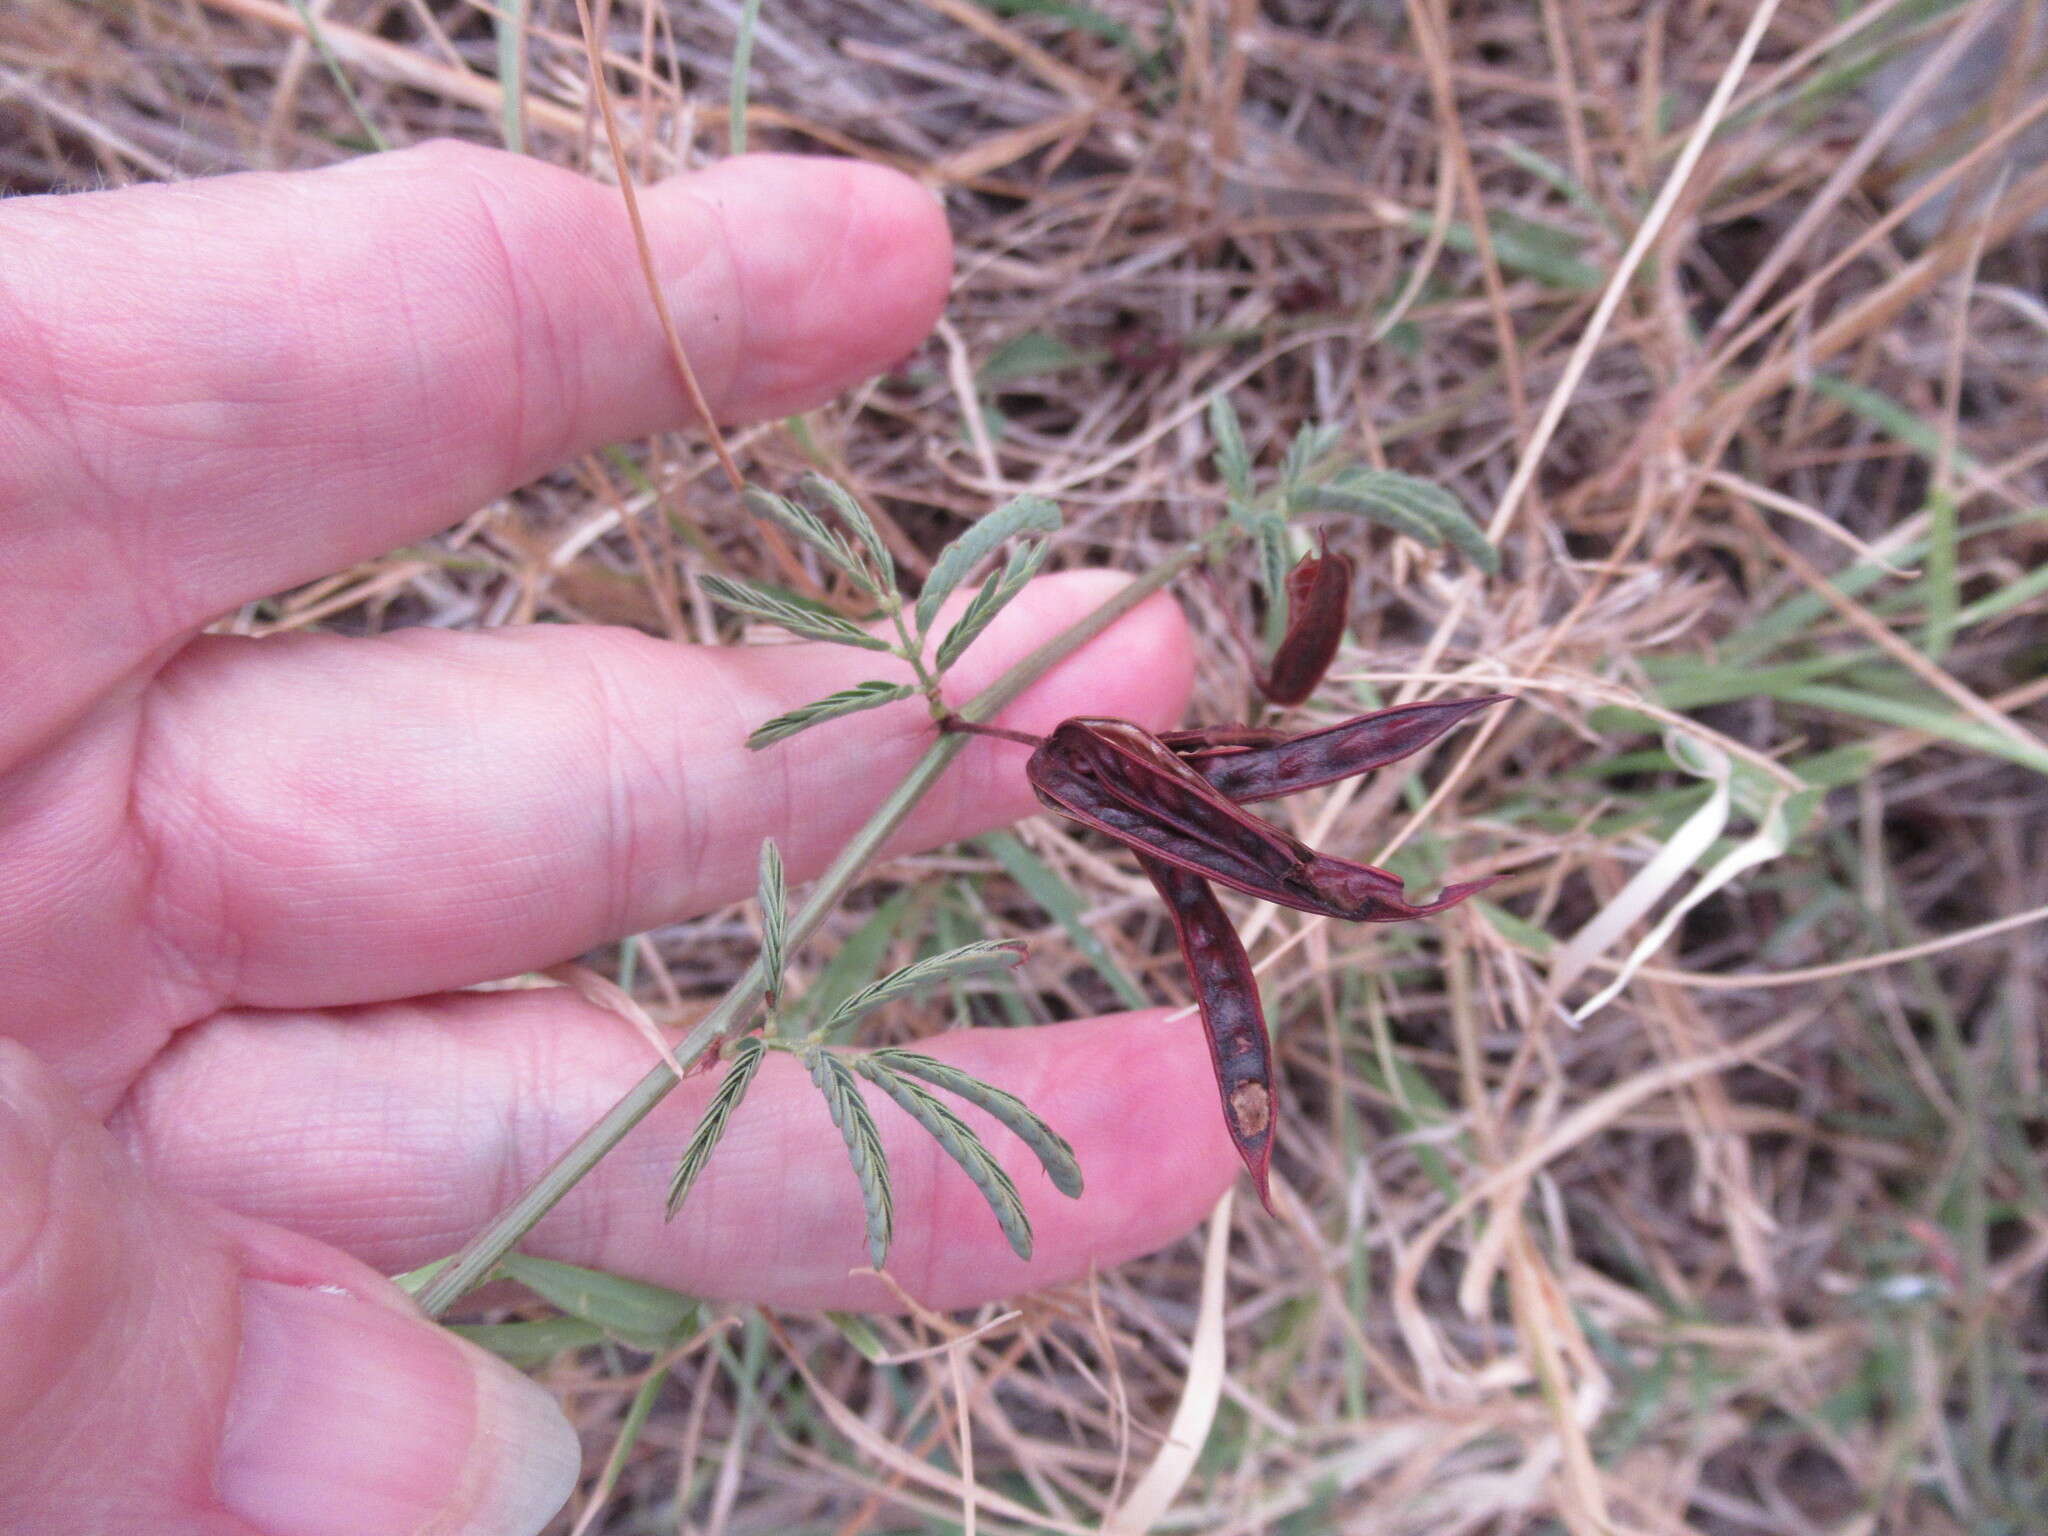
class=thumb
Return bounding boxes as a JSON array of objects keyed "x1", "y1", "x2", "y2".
[{"x1": 0, "y1": 1041, "x2": 578, "y2": 1536}]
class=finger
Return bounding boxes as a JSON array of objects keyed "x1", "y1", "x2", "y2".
[
  {"x1": 1, "y1": 143, "x2": 950, "y2": 714},
  {"x1": 0, "y1": 1040, "x2": 577, "y2": 1536},
  {"x1": 134, "y1": 571, "x2": 1192, "y2": 1010},
  {"x1": 115, "y1": 996, "x2": 1240, "y2": 1312}
]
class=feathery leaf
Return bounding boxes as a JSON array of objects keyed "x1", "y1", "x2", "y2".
[
  {"x1": 700, "y1": 574, "x2": 893, "y2": 651},
  {"x1": 855, "y1": 1058, "x2": 1035, "y2": 1260},
  {"x1": 747, "y1": 680, "x2": 917, "y2": 750},
  {"x1": 665, "y1": 1037, "x2": 768, "y2": 1219},
  {"x1": 802, "y1": 1047, "x2": 895, "y2": 1267},
  {"x1": 915, "y1": 495, "x2": 1062, "y2": 633},
  {"x1": 864, "y1": 1049, "x2": 1083, "y2": 1197},
  {"x1": 820, "y1": 939, "x2": 1027, "y2": 1035}
]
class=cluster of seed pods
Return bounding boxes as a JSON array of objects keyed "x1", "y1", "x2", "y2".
[{"x1": 1024, "y1": 550, "x2": 1504, "y2": 1208}]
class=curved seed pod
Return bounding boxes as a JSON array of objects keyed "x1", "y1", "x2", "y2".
[
  {"x1": 1136, "y1": 852, "x2": 1276, "y2": 1212},
  {"x1": 1259, "y1": 545, "x2": 1355, "y2": 706},
  {"x1": 1181, "y1": 695, "x2": 1510, "y2": 804},
  {"x1": 1027, "y1": 719, "x2": 1492, "y2": 922}
]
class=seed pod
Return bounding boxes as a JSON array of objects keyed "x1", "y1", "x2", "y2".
[
  {"x1": 1026, "y1": 718, "x2": 1495, "y2": 922},
  {"x1": 1137, "y1": 852, "x2": 1276, "y2": 1211},
  {"x1": 1179, "y1": 695, "x2": 1510, "y2": 804},
  {"x1": 1259, "y1": 545, "x2": 1355, "y2": 705}
]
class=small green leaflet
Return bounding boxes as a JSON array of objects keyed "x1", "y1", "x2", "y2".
[
  {"x1": 451, "y1": 1317, "x2": 607, "y2": 1365},
  {"x1": 864, "y1": 1048, "x2": 1082, "y2": 1197},
  {"x1": 1298, "y1": 471, "x2": 1499, "y2": 574},
  {"x1": 1253, "y1": 514, "x2": 1293, "y2": 649},
  {"x1": 494, "y1": 1254, "x2": 700, "y2": 1352},
  {"x1": 935, "y1": 538, "x2": 1051, "y2": 670},
  {"x1": 799, "y1": 474, "x2": 895, "y2": 590},
  {"x1": 802, "y1": 1047, "x2": 894, "y2": 1267},
  {"x1": 665, "y1": 1036, "x2": 768, "y2": 1219},
  {"x1": 819, "y1": 939, "x2": 1028, "y2": 1036},
  {"x1": 699, "y1": 574, "x2": 892, "y2": 651},
  {"x1": 756, "y1": 839, "x2": 786, "y2": 1007},
  {"x1": 1279, "y1": 422, "x2": 1344, "y2": 490},
  {"x1": 854, "y1": 1058, "x2": 1035, "y2": 1260},
  {"x1": 915, "y1": 494, "x2": 1062, "y2": 634},
  {"x1": 747, "y1": 680, "x2": 917, "y2": 750},
  {"x1": 1208, "y1": 393, "x2": 1253, "y2": 499},
  {"x1": 742, "y1": 487, "x2": 869, "y2": 590}
]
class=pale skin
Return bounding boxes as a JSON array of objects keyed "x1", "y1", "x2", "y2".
[{"x1": 0, "y1": 142, "x2": 1235, "y2": 1536}]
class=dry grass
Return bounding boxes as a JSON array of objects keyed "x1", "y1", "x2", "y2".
[{"x1": 8, "y1": 0, "x2": 2048, "y2": 1530}]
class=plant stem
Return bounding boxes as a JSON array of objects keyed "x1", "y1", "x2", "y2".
[
  {"x1": 416, "y1": 536, "x2": 1215, "y2": 1317},
  {"x1": 937, "y1": 717, "x2": 1046, "y2": 749}
]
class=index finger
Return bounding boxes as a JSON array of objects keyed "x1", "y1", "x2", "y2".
[{"x1": 0, "y1": 143, "x2": 950, "y2": 714}]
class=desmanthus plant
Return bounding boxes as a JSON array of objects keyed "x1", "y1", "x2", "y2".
[{"x1": 413, "y1": 398, "x2": 1504, "y2": 1314}]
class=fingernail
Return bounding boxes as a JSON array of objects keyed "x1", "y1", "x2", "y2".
[{"x1": 219, "y1": 1279, "x2": 579, "y2": 1536}]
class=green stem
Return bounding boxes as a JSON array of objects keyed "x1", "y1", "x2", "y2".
[{"x1": 417, "y1": 536, "x2": 1214, "y2": 1317}]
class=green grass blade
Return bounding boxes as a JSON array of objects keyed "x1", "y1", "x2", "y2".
[
  {"x1": 978, "y1": 831, "x2": 1148, "y2": 1008},
  {"x1": 496, "y1": 1254, "x2": 699, "y2": 1350},
  {"x1": 728, "y1": 0, "x2": 761, "y2": 153}
]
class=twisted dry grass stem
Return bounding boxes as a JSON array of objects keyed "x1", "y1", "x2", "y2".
[{"x1": 417, "y1": 536, "x2": 1216, "y2": 1317}]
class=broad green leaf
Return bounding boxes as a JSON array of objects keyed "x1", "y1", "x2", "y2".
[
  {"x1": 742, "y1": 486, "x2": 866, "y2": 587},
  {"x1": 666, "y1": 1036, "x2": 768, "y2": 1218},
  {"x1": 801, "y1": 1047, "x2": 894, "y2": 1266},
  {"x1": 864, "y1": 1048, "x2": 1083, "y2": 1197},
  {"x1": 820, "y1": 939, "x2": 1028, "y2": 1035},
  {"x1": 915, "y1": 495, "x2": 1062, "y2": 634},
  {"x1": 934, "y1": 538, "x2": 1050, "y2": 671},
  {"x1": 854, "y1": 1059, "x2": 1035, "y2": 1260},
  {"x1": 496, "y1": 1254, "x2": 700, "y2": 1350},
  {"x1": 800, "y1": 473, "x2": 895, "y2": 590},
  {"x1": 747, "y1": 680, "x2": 917, "y2": 750},
  {"x1": 699, "y1": 574, "x2": 892, "y2": 651},
  {"x1": 756, "y1": 839, "x2": 786, "y2": 1005},
  {"x1": 450, "y1": 1317, "x2": 608, "y2": 1365},
  {"x1": 1208, "y1": 392, "x2": 1252, "y2": 499}
]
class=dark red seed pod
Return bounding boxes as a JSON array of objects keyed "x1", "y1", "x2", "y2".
[
  {"x1": 1136, "y1": 852, "x2": 1276, "y2": 1212},
  {"x1": 1183, "y1": 695, "x2": 1510, "y2": 804},
  {"x1": 1024, "y1": 699, "x2": 1508, "y2": 1212},
  {"x1": 1026, "y1": 718, "x2": 1493, "y2": 923},
  {"x1": 1258, "y1": 546, "x2": 1355, "y2": 706}
]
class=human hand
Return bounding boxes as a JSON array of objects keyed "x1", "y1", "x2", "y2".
[{"x1": 0, "y1": 143, "x2": 1236, "y2": 1536}]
